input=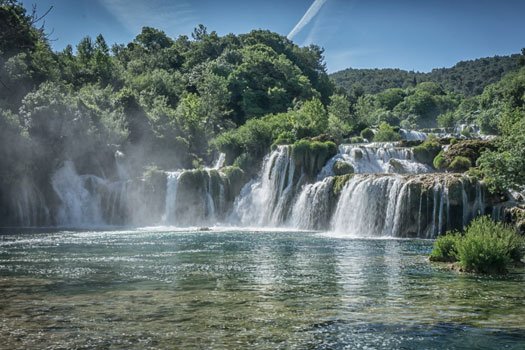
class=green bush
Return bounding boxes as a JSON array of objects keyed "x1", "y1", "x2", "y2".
[
  {"x1": 430, "y1": 232, "x2": 461, "y2": 262},
  {"x1": 347, "y1": 136, "x2": 365, "y2": 143},
  {"x1": 271, "y1": 131, "x2": 295, "y2": 149},
  {"x1": 360, "y1": 127, "x2": 375, "y2": 142},
  {"x1": 448, "y1": 156, "x2": 472, "y2": 172},
  {"x1": 373, "y1": 122, "x2": 401, "y2": 142},
  {"x1": 431, "y1": 216, "x2": 525, "y2": 274}
]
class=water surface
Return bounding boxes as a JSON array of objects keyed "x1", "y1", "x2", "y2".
[{"x1": 1, "y1": 229, "x2": 524, "y2": 349}]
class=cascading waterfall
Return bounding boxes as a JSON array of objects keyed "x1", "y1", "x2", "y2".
[
  {"x1": 331, "y1": 174, "x2": 486, "y2": 238},
  {"x1": 289, "y1": 177, "x2": 334, "y2": 230},
  {"x1": 400, "y1": 129, "x2": 428, "y2": 141},
  {"x1": 318, "y1": 143, "x2": 432, "y2": 179},
  {"x1": 10, "y1": 134, "x2": 505, "y2": 236},
  {"x1": 233, "y1": 145, "x2": 300, "y2": 226}
]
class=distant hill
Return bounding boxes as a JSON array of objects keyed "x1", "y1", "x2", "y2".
[{"x1": 330, "y1": 53, "x2": 522, "y2": 96}]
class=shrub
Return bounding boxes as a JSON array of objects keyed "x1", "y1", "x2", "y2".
[
  {"x1": 360, "y1": 127, "x2": 374, "y2": 142},
  {"x1": 448, "y1": 156, "x2": 472, "y2": 172},
  {"x1": 430, "y1": 232, "x2": 461, "y2": 262},
  {"x1": 461, "y1": 128, "x2": 472, "y2": 138},
  {"x1": 347, "y1": 136, "x2": 365, "y2": 143},
  {"x1": 430, "y1": 216, "x2": 525, "y2": 274},
  {"x1": 458, "y1": 217, "x2": 524, "y2": 273},
  {"x1": 373, "y1": 122, "x2": 401, "y2": 142},
  {"x1": 271, "y1": 131, "x2": 295, "y2": 149}
]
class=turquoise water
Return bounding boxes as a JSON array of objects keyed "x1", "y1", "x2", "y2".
[{"x1": 1, "y1": 228, "x2": 524, "y2": 349}]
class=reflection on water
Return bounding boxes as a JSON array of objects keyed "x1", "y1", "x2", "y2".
[{"x1": 0, "y1": 229, "x2": 524, "y2": 349}]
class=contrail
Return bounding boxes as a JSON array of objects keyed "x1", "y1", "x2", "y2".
[{"x1": 287, "y1": 0, "x2": 328, "y2": 40}]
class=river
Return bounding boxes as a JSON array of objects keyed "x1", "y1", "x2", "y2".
[{"x1": 1, "y1": 228, "x2": 523, "y2": 349}]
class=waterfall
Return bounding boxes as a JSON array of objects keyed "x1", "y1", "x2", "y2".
[
  {"x1": 51, "y1": 161, "x2": 106, "y2": 226},
  {"x1": 400, "y1": 129, "x2": 428, "y2": 141},
  {"x1": 289, "y1": 177, "x2": 334, "y2": 230},
  {"x1": 8, "y1": 135, "x2": 503, "y2": 235},
  {"x1": 318, "y1": 143, "x2": 432, "y2": 179},
  {"x1": 13, "y1": 178, "x2": 50, "y2": 227},
  {"x1": 163, "y1": 171, "x2": 182, "y2": 224},
  {"x1": 331, "y1": 174, "x2": 487, "y2": 238},
  {"x1": 214, "y1": 153, "x2": 226, "y2": 169},
  {"x1": 164, "y1": 169, "x2": 228, "y2": 226},
  {"x1": 233, "y1": 145, "x2": 300, "y2": 226}
]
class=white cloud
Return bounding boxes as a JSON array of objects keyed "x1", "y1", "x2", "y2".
[
  {"x1": 287, "y1": 0, "x2": 328, "y2": 40},
  {"x1": 98, "y1": 0, "x2": 197, "y2": 36}
]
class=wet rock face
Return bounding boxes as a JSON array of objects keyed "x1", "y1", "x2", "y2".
[{"x1": 173, "y1": 169, "x2": 228, "y2": 226}]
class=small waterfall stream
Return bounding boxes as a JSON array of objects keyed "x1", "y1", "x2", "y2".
[{"x1": 163, "y1": 171, "x2": 182, "y2": 224}]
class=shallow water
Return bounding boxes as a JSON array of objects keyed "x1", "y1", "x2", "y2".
[{"x1": 0, "y1": 229, "x2": 524, "y2": 349}]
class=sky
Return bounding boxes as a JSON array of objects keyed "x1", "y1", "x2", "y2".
[{"x1": 21, "y1": 0, "x2": 525, "y2": 73}]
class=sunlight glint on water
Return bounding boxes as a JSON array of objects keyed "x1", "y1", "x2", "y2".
[{"x1": 1, "y1": 229, "x2": 524, "y2": 349}]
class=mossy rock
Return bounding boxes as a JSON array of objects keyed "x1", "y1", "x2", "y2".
[
  {"x1": 441, "y1": 140, "x2": 494, "y2": 167},
  {"x1": 413, "y1": 139, "x2": 442, "y2": 166},
  {"x1": 332, "y1": 174, "x2": 354, "y2": 196},
  {"x1": 504, "y1": 206, "x2": 525, "y2": 235},
  {"x1": 352, "y1": 148, "x2": 364, "y2": 160},
  {"x1": 292, "y1": 140, "x2": 338, "y2": 179},
  {"x1": 448, "y1": 156, "x2": 472, "y2": 172},
  {"x1": 178, "y1": 169, "x2": 207, "y2": 189},
  {"x1": 433, "y1": 151, "x2": 447, "y2": 170},
  {"x1": 221, "y1": 166, "x2": 246, "y2": 200},
  {"x1": 142, "y1": 166, "x2": 167, "y2": 192},
  {"x1": 332, "y1": 161, "x2": 354, "y2": 176},
  {"x1": 388, "y1": 159, "x2": 406, "y2": 173}
]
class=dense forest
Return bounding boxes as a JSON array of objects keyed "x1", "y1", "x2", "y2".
[
  {"x1": 330, "y1": 53, "x2": 523, "y2": 96},
  {"x1": 1, "y1": 0, "x2": 525, "y2": 226}
]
